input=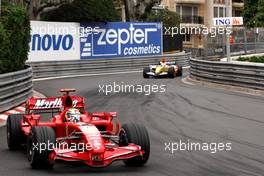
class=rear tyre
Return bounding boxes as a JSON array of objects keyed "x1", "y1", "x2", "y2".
[
  {"x1": 6, "y1": 114, "x2": 26, "y2": 150},
  {"x1": 168, "y1": 67, "x2": 175, "y2": 78},
  {"x1": 27, "y1": 126, "x2": 56, "y2": 169},
  {"x1": 143, "y1": 67, "x2": 150, "y2": 78},
  {"x1": 177, "y1": 65, "x2": 183, "y2": 76},
  {"x1": 119, "y1": 123, "x2": 150, "y2": 166}
]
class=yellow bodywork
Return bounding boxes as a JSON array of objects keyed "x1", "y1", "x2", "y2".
[{"x1": 155, "y1": 65, "x2": 169, "y2": 74}]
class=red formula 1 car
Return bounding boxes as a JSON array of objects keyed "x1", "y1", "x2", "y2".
[{"x1": 6, "y1": 89, "x2": 150, "y2": 169}]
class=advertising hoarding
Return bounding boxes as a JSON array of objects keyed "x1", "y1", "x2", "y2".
[
  {"x1": 213, "y1": 17, "x2": 244, "y2": 26},
  {"x1": 28, "y1": 21, "x2": 80, "y2": 62},
  {"x1": 80, "y1": 22, "x2": 162, "y2": 59},
  {"x1": 28, "y1": 21, "x2": 163, "y2": 62}
]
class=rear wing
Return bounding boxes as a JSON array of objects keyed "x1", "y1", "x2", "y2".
[
  {"x1": 156, "y1": 61, "x2": 177, "y2": 66},
  {"x1": 166, "y1": 61, "x2": 177, "y2": 65},
  {"x1": 26, "y1": 96, "x2": 85, "y2": 111}
]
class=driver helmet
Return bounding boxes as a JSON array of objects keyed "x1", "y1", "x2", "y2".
[
  {"x1": 161, "y1": 57, "x2": 167, "y2": 63},
  {"x1": 65, "y1": 108, "x2": 81, "y2": 123}
]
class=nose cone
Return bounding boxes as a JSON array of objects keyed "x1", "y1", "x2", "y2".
[
  {"x1": 91, "y1": 138, "x2": 105, "y2": 153},
  {"x1": 78, "y1": 124, "x2": 105, "y2": 153}
]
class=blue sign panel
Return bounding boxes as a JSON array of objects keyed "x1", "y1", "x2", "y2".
[{"x1": 80, "y1": 22, "x2": 162, "y2": 59}]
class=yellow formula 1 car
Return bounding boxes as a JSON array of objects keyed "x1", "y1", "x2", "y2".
[{"x1": 143, "y1": 61, "x2": 182, "y2": 78}]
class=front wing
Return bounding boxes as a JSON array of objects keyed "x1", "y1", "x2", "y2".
[
  {"x1": 146, "y1": 71, "x2": 168, "y2": 77},
  {"x1": 50, "y1": 144, "x2": 143, "y2": 167}
]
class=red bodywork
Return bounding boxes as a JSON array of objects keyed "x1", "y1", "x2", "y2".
[{"x1": 21, "y1": 89, "x2": 143, "y2": 167}]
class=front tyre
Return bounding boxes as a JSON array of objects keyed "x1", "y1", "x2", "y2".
[
  {"x1": 27, "y1": 126, "x2": 56, "y2": 169},
  {"x1": 168, "y1": 67, "x2": 175, "y2": 78},
  {"x1": 143, "y1": 67, "x2": 150, "y2": 78},
  {"x1": 119, "y1": 123, "x2": 150, "y2": 166},
  {"x1": 6, "y1": 114, "x2": 26, "y2": 150},
  {"x1": 177, "y1": 65, "x2": 183, "y2": 76}
]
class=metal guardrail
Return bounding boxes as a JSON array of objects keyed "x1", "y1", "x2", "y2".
[
  {"x1": 185, "y1": 42, "x2": 264, "y2": 58},
  {"x1": 28, "y1": 53, "x2": 191, "y2": 78},
  {"x1": 190, "y1": 58, "x2": 264, "y2": 90},
  {"x1": 0, "y1": 66, "x2": 33, "y2": 113}
]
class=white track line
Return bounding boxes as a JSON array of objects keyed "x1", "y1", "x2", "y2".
[
  {"x1": 33, "y1": 70, "x2": 142, "y2": 82},
  {"x1": 181, "y1": 77, "x2": 195, "y2": 86}
]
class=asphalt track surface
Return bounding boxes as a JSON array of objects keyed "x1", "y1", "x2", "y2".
[{"x1": 1, "y1": 72, "x2": 264, "y2": 176}]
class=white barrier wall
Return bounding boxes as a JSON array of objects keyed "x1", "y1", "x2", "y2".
[{"x1": 28, "y1": 21, "x2": 80, "y2": 62}]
